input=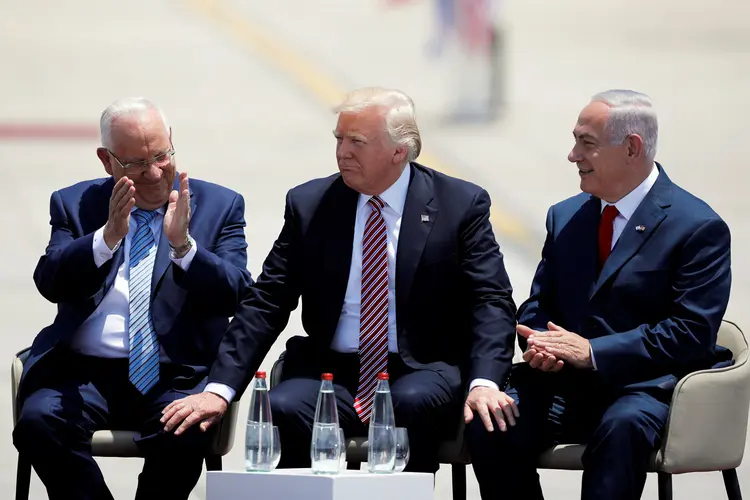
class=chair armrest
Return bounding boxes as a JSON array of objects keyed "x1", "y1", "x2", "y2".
[
  {"x1": 657, "y1": 350, "x2": 750, "y2": 473},
  {"x1": 269, "y1": 351, "x2": 286, "y2": 389},
  {"x1": 11, "y1": 347, "x2": 31, "y2": 426},
  {"x1": 210, "y1": 400, "x2": 241, "y2": 456}
]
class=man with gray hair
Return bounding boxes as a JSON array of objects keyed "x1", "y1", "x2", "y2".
[
  {"x1": 13, "y1": 97, "x2": 252, "y2": 499},
  {"x1": 163, "y1": 86, "x2": 518, "y2": 474},
  {"x1": 465, "y1": 89, "x2": 733, "y2": 499}
]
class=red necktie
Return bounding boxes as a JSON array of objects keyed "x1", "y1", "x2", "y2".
[
  {"x1": 598, "y1": 205, "x2": 619, "y2": 271},
  {"x1": 354, "y1": 196, "x2": 389, "y2": 423}
]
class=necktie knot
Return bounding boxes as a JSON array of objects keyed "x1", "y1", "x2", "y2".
[
  {"x1": 368, "y1": 196, "x2": 385, "y2": 212},
  {"x1": 601, "y1": 204, "x2": 619, "y2": 224},
  {"x1": 132, "y1": 209, "x2": 157, "y2": 227},
  {"x1": 598, "y1": 204, "x2": 620, "y2": 271}
]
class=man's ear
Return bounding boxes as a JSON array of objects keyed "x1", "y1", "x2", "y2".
[
  {"x1": 626, "y1": 134, "x2": 645, "y2": 161},
  {"x1": 392, "y1": 145, "x2": 408, "y2": 165},
  {"x1": 97, "y1": 148, "x2": 113, "y2": 175}
]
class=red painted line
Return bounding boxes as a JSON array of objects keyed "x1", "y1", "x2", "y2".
[{"x1": 0, "y1": 123, "x2": 99, "y2": 140}]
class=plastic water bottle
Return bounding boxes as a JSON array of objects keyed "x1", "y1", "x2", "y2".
[
  {"x1": 245, "y1": 371, "x2": 274, "y2": 472},
  {"x1": 367, "y1": 372, "x2": 396, "y2": 473},
  {"x1": 311, "y1": 373, "x2": 341, "y2": 474}
]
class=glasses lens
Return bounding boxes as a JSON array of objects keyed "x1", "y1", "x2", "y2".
[{"x1": 152, "y1": 152, "x2": 173, "y2": 167}]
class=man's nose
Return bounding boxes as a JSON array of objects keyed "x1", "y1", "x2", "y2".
[{"x1": 568, "y1": 148, "x2": 580, "y2": 163}]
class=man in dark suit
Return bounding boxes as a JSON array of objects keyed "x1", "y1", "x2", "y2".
[
  {"x1": 12, "y1": 97, "x2": 252, "y2": 500},
  {"x1": 162, "y1": 87, "x2": 518, "y2": 473},
  {"x1": 465, "y1": 89, "x2": 732, "y2": 500}
]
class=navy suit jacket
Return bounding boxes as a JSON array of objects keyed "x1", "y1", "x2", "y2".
[
  {"x1": 518, "y1": 164, "x2": 732, "y2": 396},
  {"x1": 208, "y1": 163, "x2": 518, "y2": 398},
  {"x1": 22, "y1": 175, "x2": 253, "y2": 397}
]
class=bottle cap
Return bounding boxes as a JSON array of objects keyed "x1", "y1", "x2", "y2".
[
  {"x1": 377, "y1": 372, "x2": 389, "y2": 380},
  {"x1": 255, "y1": 371, "x2": 267, "y2": 379},
  {"x1": 322, "y1": 373, "x2": 334, "y2": 381}
]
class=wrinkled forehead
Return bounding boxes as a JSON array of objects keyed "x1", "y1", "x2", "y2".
[
  {"x1": 335, "y1": 108, "x2": 388, "y2": 138},
  {"x1": 109, "y1": 110, "x2": 170, "y2": 151}
]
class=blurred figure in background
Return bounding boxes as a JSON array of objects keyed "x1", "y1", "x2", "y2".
[
  {"x1": 12, "y1": 98, "x2": 252, "y2": 500},
  {"x1": 388, "y1": 0, "x2": 504, "y2": 122},
  {"x1": 426, "y1": 0, "x2": 455, "y2": 57},
  {"x1": 451, "y1": 0, "x2": 498, "y2": 122}
]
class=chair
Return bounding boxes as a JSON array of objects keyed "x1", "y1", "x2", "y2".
[
  {"x1": 11, "y1": 347, "x2": 240, "y2": 500},
  {"x1": 536, "y1": 319, "x2": 750, "y2": 500},
  {"x1": 268, "y1": 352, "x2": 472, "y2": 500}
]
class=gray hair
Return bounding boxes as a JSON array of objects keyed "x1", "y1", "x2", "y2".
[
  {"x1": 333, "y1": 87, "x2": 421, "y2": 162},
  {"x1": 100, "y1": 97, "x2": 169, "y2": 150},
  {"x1": 591, "y1": 89, "x2": 658, "y2": 162}
]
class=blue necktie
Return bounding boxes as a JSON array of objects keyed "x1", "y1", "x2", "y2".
[{"x1": 128, "y1": 209, "x2": 160, "y2": 394}]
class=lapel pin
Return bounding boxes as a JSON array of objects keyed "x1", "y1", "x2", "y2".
[
  {"x1": 420, "y1": 214, "x2": 430, "y2": 223},
  {"x1": 635, "y1": 225, "x2": 646, "y2": 232}
]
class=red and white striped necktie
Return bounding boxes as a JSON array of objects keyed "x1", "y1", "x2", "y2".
[{"x1": 354, "y1": 196, "x2": 389, "y2": 423}]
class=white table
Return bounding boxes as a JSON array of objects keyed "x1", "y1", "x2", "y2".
[{"x1": 206, "y1": 469, "x2": 434, "y2": 500}]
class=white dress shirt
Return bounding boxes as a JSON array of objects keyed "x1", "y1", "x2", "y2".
[
  {"x1": 590, "y1": 163, "x2": 659, "y2": 369},
  {"x1": 330, "y1": 164, "x2": 411, "y2": 353},
  {"x1": 69, "y1": 206, "x2": 197, "y2": 358}
]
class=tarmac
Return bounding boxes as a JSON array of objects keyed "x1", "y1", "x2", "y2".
[{"x1": 0, "y1": 0, "x2": 748, "y2": 498}]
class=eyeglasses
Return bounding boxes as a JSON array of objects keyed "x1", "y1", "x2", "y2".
[{"x1": 108, "y1": 147, "x2": 175, "y2": 172}]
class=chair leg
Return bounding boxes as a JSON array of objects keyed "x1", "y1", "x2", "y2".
[
  {"x1": 205, "y1": 455, "x2": 223, "y2": 471},
  {"x1": 657, "y1": 472, "x2": 673, "y2": 500},
  {"x1": 723, "y1": 469, "x2": 743, "y2": 500},
  {"x1": 451, "y1": 464, "x2": 467, "y2": 500},
  {"x1": 346, "y1": 461, "x2": 361, "y2": 470},
  {"x1": 15, "y1": 453, "x2": 31, "y2": 500}
]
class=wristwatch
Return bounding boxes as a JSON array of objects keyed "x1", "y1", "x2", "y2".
[{"x1": 169, "y1": 233, "x2": 194, "y2": 259}]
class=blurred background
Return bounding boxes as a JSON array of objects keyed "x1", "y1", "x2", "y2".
[{"x1": 0, "y1": 0, "x2": 747, "y2": 498}]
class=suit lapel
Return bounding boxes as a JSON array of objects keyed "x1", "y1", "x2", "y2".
[
  {"x1": 151, "y1": 175, "x2": 194, "y2": 295},
  {"x1": 318, "y1": 178, "x2": 358, "y2": 339},
  {"x1": 590, "y1": 167, "x2": 672, "y2": 299},
  {"x1": 396, "y1": 165, "x2": 437, "y2": 326}
]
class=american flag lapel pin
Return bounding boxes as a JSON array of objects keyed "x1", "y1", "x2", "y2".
[
  {"x1": 635, "y1": 225, "x2": 646, "y2": 232},
  {"x1": 421, "y1": 214, "x2": 430, "y2": 223}
]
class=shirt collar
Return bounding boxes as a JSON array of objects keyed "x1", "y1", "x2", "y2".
[
  {"x1": 130, "y1": 205, "x2": 166, "y2": 215},
  {"x1": 357, "y1": 163, "x2": 411, "y2": 215},
  {"x1": 600, "y1": 163, "x2": 659, "y2": 221}
]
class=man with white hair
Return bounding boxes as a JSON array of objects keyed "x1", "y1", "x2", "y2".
[
  {"x1": 163, "y1": 86, "x2": 518, "y2": 474},
  {"x1": 13, "y1": 97, "x2": 252, "y2": 499},
  {"x1": 465, "y1": 89, "x2": 733, "y2": 499}
]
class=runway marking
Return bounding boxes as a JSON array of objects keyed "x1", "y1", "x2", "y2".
[
  {"x1": 0, "y1": 123, "x2": 98, "y2": 140},
  {"x1": 181, "y1": 0, "x2": 533, "y2": 246}
]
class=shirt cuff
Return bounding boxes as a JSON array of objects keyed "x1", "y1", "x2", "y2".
[
  {"x1": 590, "y1": 344, "x2": 598, "y2": 370},
  {"x1": 205, "y1": 383, "x2": 236, "y2": 403},
  {"x1": 92, "y1": 226, "x2": 120, "y2": 268},
  {"x1": 170, "y1": 236, "x2": 197, "y2": 271},
  {"x1": 469, "y1": 378, "x2": 499, "y2": 391}
]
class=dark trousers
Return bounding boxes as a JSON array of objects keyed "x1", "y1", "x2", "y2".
[
  {"x1": 12, "y1": 351, "x2": 210, "y2": 500},
  {"x1": 465, "y1": 364, "x2": 670, "y2": 500},
  {"x1": 270, "y1": 351, "x2": 461, "y2": 474}
]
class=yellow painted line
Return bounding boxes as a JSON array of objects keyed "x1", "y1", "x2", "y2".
[{"x1": 183, "y1": 0, "x2": 532, "y2": 246}]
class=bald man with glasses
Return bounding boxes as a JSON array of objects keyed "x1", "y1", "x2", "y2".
[{"x1": 12, "y1": 97, "x2": 253, "y2": 500}]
